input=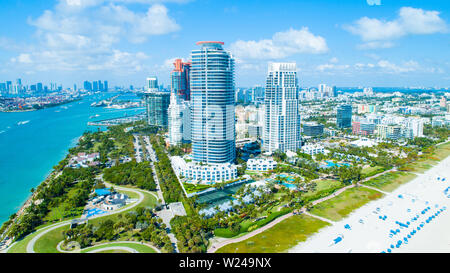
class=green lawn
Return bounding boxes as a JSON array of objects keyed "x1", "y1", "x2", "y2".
[
  {"x1": 303, "y1": 179, "x2": 343, "y2": 198},
  {"x1": 34, "y1": 225, "x2": 69, "y2": 253},
  {"x1": 309, "y1": 187, "x2": 383, "y2": 221},
  {"x1": 32, "y1": 189, "x2": 157, "y2": 253},
  {"x1": 10, "y1": 186, "x2": 157, "y2": 253},
  {"x1": 434, "y1": 141, "x2": 450, "y2": 160},
  {"x1": 216, "y1": 214, "x2": 329, "y2": 253},
  {"x1": 80, "y1": 242, "x2": 157, "y2": 253},
  {"x1": 7, "y1": 228, "x2": 46, "y2": 253},
  {"x1": 402, "y1": 160, "x2": 438, "y2": 173},
  {"x1": 182, "y1": 183, "x2": 212, "y2": 194},
  {"x1": 213, "y1": 208, "x2": 291, "y2": 239},
  {"x1": 96, "y1": 249, "x2": 130, "y2": 253},
  {"x1": 402, "y1": 141, "x2": 450, "y2": 173},
  {"x1": 44, "y1": 187, "x2": 86, "y2": 222},
  {"x1": 364, "y1": 171, "x2": 417, "y2": 192},
  {"x1": 361, "y1": 166, "x2": 385, "y2": 177}
]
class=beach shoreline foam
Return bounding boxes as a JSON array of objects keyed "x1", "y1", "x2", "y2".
[{"x1": 289, "y1": 155, "x2": 450, "y2": 253}]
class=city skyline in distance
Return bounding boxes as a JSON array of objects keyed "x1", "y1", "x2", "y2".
[{"x1": 0, "y1": 0, "x2": 449, "y2": 88}]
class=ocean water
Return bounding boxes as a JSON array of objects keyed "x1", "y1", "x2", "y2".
[{"x1": 0, "y1": 92, "x2": 144, "y2": 224}]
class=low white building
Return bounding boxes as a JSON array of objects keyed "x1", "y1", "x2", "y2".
[
  {"x1": 171, "y1": 156, "x2": 238, "y2": 183},
  {"x1": 350, "y1": 138, "x2": 377, "y2": 148},
  {"x1": 69, "y1": 152, "x2": 100, "y2": 168},
  {"x1": 247, "y1": 158, "x2": 277, "y2": 171},
  {"x1": 101, "y1": 193, "x2": 128, "y2": 211},
  {"x1": 301, "y1": 144, "x2": 325, "y2": 156}
]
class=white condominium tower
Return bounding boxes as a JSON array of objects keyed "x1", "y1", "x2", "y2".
[
  {"x1": 168, "y1": 92, "x2": 191, "y2": 145},
  {"x1": 263, "y1": 62, "x2": 301, "y2": 153}
]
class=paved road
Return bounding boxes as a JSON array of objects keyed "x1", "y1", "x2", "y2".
[
  {"x1": 133, "y1": 134, "x2": 143, "y2": 163},
  {"x1": 142, "y1": 135, "x2": 179, "y2": 253},
  {"x1": 56, "y1": 240, "x2": 161, "y2": 253},
  {"x1": 142, "y1": 136, "x2": 165, "y2": 204},
  {"x1": 88, "y1": 246, "x2": 138, "y2": 253}
]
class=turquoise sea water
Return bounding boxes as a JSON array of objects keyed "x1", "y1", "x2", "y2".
[{"x1": 0, "y1": 92, "x2": 144, "y2": 224}]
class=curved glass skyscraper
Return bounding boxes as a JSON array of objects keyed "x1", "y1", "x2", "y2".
[{"x1": 190, "y1": 41, "x2": 236, "y2": 164}]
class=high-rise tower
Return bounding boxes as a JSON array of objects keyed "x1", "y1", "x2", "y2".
[
  {"x1": 190, "y1": 41, "x2": 235, "y2": 164},
  {"x1": 171, "y1": 59, "x2": 191, "y2": 101},
  {"x1": 168, "y1": 59, "x2": 192, "y2": 145},
  {"x1": 337, "y1": 104, "x2": 353, "y2": 128},
  {"x1": 263, "y1": 62, "x2": 301, "y2": 153}
]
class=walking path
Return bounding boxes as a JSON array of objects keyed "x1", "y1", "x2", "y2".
[
  {"x1": 89, "y1": 246, "x2": 138, "y2": 253},
  {"x1": 360, "y1": 184, "x2": 389, "y2": 195},
  {"x1": 132, "y1": 134, "x2": 143, "y2": 163},
  {"x1": 303, "y1": 211, "x2": 335, "y2": 224}
]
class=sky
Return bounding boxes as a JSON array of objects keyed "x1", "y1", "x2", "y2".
[{"x1": 0, "y1": 0, "x2": 449, "y2": 88}]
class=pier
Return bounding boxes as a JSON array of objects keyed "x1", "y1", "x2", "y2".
[{"x1": 87, "y1": 112, "x2": 146, "y2": 126}]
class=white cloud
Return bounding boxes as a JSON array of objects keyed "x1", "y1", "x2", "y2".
[
  {"x1": 345, "y1": 7, "x2": 447, "y2": 49},
  {"x1": 101, "y1": 4, "x2": 180, "y2": 43},
  {"x1": 357, "y1": 41, "x2": 395, "y2": 50},
  {"x1": 58, "y1": 0, "x2": 189, "y2": 10},
  {"x1": 377, "y1": 59, "x2": 419, "y2": 73},
  {"x1": 230, "y1": 27, "x2": 328, "y2": 60},
  {"x1": 9, "y1": 1, "x2": 180, "y2": 74},
  {"x1": 329, "y1": 57, "x2": 339, "y2": 63},
  {"x1": 157, "y1": 57, "x2": 185, "y2": 71},
  {"x1": 366, "y1": 0, "x2": 381, "y2": 6},
  {"x1": 17, "y1": 54, "x2": 32, "y2": 64},
  {"x1": 314, "y1": 59, "x2": 432, "y2": 75},
  {"x1": 316, "y1": 63, "x2": 349, "y2": 72},
  {"x1": 350, "y1": 59, "x2": 421, "y2": 73}
]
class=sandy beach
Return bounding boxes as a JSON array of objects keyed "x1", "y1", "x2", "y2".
[{"x1": 290, "y1": 155, "x2": 450, "y2": 253}]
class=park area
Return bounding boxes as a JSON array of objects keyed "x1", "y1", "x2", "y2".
[
  {"x1": 403, "y1": 141, "x2": 450, "y2": 173},
  {"x1": 7, "y1": 185, "x2": 158, "y2": 253},
  {"x1": 364, "y1": 171, "x2": 417, "y2": 192},
  {"x1": 309, "y1": 187, "x2": 384, "y2": 222},
  {"x1": 216, "y1": 214, "x2": 329, "y2": 253}
]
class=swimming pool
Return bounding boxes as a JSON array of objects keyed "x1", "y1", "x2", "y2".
[
  {"x1": 85, "y1": 208, "x2": 107, "y2": 218},
  {"x1": 325, "y1": 161, "x2": 351, "y2": 168},
  {"x1": 281, "y1": 182, "x2": 297, "y2": 189}
]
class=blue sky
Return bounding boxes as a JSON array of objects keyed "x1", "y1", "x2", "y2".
[{"x1": 0, "y1": 0, "x2": 449, "y2": 88}]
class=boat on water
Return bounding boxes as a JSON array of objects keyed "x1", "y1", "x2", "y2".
[
  {"x1": 89, "y1": 114, "x2": 100, "y2": 119},
  {"x1": 17, "y1": 120, "x2": 30, "y2": 125}
]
